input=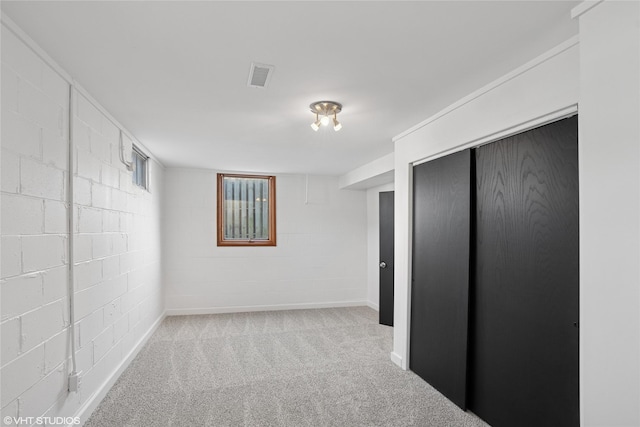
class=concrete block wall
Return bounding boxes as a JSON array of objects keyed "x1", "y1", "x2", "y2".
[
  {"x1": 1, "y1": 23, "x2": 164, "y2": 423},
  {"x1": 163, "y1": 169, "x2": 368, "y2": 313}
]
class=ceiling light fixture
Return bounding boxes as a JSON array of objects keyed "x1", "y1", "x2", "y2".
[
  {"x1": 311, "y1": 113, "x2": 321, "y2": 131},
  {"x1": 310, "y1": 101, "x2": 342, "y2": 132}
]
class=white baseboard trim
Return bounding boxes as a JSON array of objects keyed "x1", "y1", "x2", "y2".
[
  {"x1": 366, "y1": 301, "x2": 379, "y2": 311},
  {"x1": 390, "y1": 351, "x2": 403, "y2": 369},
  {"x1": 72, "y1": 311, "x2": 166, "y2": 426},
  {"x1": 165, "y1": 300, "x2": 368, "y2": 316}
]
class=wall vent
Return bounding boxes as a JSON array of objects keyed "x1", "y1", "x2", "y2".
[{"x1": 247, "y1": 62, "x2": 274, "y2": 88}]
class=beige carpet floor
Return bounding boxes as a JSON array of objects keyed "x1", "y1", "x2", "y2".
[{"x1": 85, "y1": 306, "x2": 489, "y2": 426}]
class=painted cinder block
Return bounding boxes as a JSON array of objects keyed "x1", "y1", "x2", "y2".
[
  {"x1": 119, "y1": 168, "x2": 133, "y2": 194},
  {"x1": 0, "y1": 236, "x2": 22, "y2": 278},
  {"x1": 1, "y1": 193, "x2": 44, "y2": 235},
  {"x1": 91, "y1": 183, "x2": 111, "y2": 210},
  {"x1": 1, "y1": 273, "x2": 43, "y2": 321},
  {"x1": 89, "y1": 130, "x2": 111, "y2": 165},
  {"x1": 101, "y1": 118, "x2": 120, "y2": 146},
  {"x1": 0, "y1": 23, "x2": 165, "y2": 423},
  {"x1": 128, "y1": 304, "x2": 140, "y2": 330},
  {"x1": 42, "y1": 265, "x2": 67, "y2": 305},
  {"x1": 44, "y1": 199, "x2": 68, "y2": 234},
  {"x1": 20, "y1": 157, "x2": 65, "y2": 201},
  {"x1": 120, "y1": 284, "x2": 142, "y2": 313},
  {"x1": 73, "y1": 176, "x2": 92, "y2": 207},
  {"x1": 118, "y1": 252, "x2": 134, "y2": 276},
  {"x1": 113, "y1": 313, "x2": 129, "y2": 342},
  {"x1": 42, "y1": 127, "x2": 69, "y2": 170},
  {"x1": 17, "y1": 364, "x2": 67, "y2": 419},
  {"x1": 92, "y1": 325, "x2": 114, "y2": 363},
  {"x1": 21, "y1": 235, "x2": 66, "y2": 273},
  {"x1": 101, "y1": 164, "x2": 120, "y2": 189},
  {"x1": 1, "y1": 63, "x2": 19, "y2": 113},
  {"x1": 76, "y1": 148, "x2": 101, "y2": 183},
  {"x1": 76, "y1": 94, "x2": 102, "y2": 134},
  {"x1": 73, "y1": 340, "x2": 93, "y2": 374},
  {"x1": 1, "y1": 149, "x2": 20, "y2": 193},
  {"x1": 43, "y1": 328, "x2": 70, "y2": 374},
  {"x1": 72, "y1": 118, "x2": 91, "y2": 153},
  {"x1": 1, "y1": 318, "x2": 21, "y2": 366},
  {"x1": 1, "y1": 27, "x2": 44, "y2": 89},
  {"x1": 74, "y1": 284, "x2": 106, "y2": 320},
  {"x1": 103, "y1": 210, "x2": 120, "y2": 233},
  {"x1": 110, "y1": 188, "x2": 128, "y2": 212},
  {"x1": 74, "y1": 259, "x2": 102, "y2": 291},
  {"x1": 103, "y1": 298, "x2": 122, "y2": 327},
  {"x1": 79, "y1": 347, "x2": 107, "y2": 396},
  {"x1": 77, "y1": 308, "x2": 104, "y2": 349},
  {"x1": 102, "y1": 255, "x2": 119, "y2": 281},
  {"x1": 74, "y1": 233, "x2": 93, "y2": 263},
  {"x1": 0, "y1": 344, "x2": 45, "y2": 408},
  {"x1": 21, "y1": 300, "x2": 66, "y2": 352},
  {"x1": 40, "y1": 61, "x2": 69, "y2": 109},
  {"x1": 106, "y1": 275, "x2": 128, "y2": 302},
  {"x1": 91, "y1": 233, "x2": 112, "y2": 259},
  {"x1": 1, "y1": 110, "x2": 42, "y2": 158},
  {"x1": 77, "y1": 206, "x2": 102, "y2": 233},
  {"x1": 18, "y1": 78, "x2": 64, "y2": 135},
  {"x1": 112, "y1": 233, "x2": 128, "y2": 255}
]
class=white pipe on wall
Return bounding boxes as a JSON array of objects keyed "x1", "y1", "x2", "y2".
[{"x1": 67, "y1": 85, "x2": 79, "y2": 389}]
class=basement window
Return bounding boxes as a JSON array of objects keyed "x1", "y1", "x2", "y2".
[
  {"x1": 217, "y1": 173, "x2": 276, "y2": 246},
  {"x1": 132, "y1": 145, "x2": 148, "y2": 189}
]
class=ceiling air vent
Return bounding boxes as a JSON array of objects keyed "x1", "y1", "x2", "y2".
[{"x1": 247, "y1": 62, "x2": 274, "y2": 88}]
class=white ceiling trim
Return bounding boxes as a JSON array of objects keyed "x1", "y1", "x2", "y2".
[
  {"x1": 571, "y1": 0, "x2": 605, "y2": 19},
  {"x1": 393, "y1": 35, "x2": 580, "y2": 143}
]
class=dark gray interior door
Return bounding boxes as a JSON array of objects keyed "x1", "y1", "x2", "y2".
[
  {"x1": 379, "y1": 191, "x2": 394, "y2": 327},
  {"x1": 411, "y1": 149, "x2": 471, "y2": 410},
  {"x1": 469, "y1": 116, "x2": 579, "y2": 427}
]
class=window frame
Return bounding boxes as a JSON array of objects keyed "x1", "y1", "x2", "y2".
[
  {"x1": 132, "y1": 145, "x2": 149, "y2": 190},
  {"x1": 216, "y1": 173, "x2": 277, "y2": 247}
]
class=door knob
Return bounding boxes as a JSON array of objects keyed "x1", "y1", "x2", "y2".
[{"x1": 379, "y1": 262, "x2": 387, "y2": 269}]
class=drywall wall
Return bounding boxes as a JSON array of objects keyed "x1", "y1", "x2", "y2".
[
  {"x1": 339, "y1": 153, "x2": 394, "y2": 190},
  {"x1": 365, "y1": 183, "x2": 394, "y2": 311},
  {"x1": 576, "y1": 1, "x2": 640, "y2": 425},
  {"x1": 163, "y1": 169, "x2": 367, "y2": 313},
  {"x1": 0, "y1": 21, "x2": 164, "y2": 423}
]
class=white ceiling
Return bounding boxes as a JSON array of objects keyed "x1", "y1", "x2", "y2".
[{"x1": 1, "y1": 1, "x2": 579, "y2": 176}]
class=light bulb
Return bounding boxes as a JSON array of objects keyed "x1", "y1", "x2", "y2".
[
  {"x1": 320, "y1": 115, "x2": 330, "y2": 126},
  {"x1": 333, "y1": 117, "x2": 342, "y2": 131},
  {"x1": 310, "y1": 113, "x2": 320, "y2": 131}
]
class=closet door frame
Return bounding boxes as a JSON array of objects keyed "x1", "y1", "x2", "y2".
[
  {"x1": 405, "y1": 108, "x2": 579, "y2": 418},
  {"x1": 404, "y1": 105, "x2": 579, "y2": 368}
]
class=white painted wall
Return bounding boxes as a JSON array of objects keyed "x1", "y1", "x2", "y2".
[
  {"x1": 1, "y1": 22, "x2": 164, "y2": 423},
  {"x1": 163, "y1": 169, "x2": 367, "y2": 313},
  {"x1": 576, "y1": 1, "x2": 640, "y2": 425},
  {"x1": 339, "y1": 153, "x2": 394, "y2": 190},
  {"x1": 365, "y1": 183, "x2": 394, "y2": 311}
]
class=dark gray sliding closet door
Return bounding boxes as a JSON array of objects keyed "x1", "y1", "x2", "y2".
[
  {"x1": 469, "y1": 116, "x2": 579, "y2": 427},
  {"x1": 411, "y1": 149, "x2": 471, "y2": 410}
]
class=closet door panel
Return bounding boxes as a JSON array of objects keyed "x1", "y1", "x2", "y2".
[
  {"x1": 411, "y1": 149, "x2": 471, "y2": 410},
  {"x1": 470, "y1": 116, "x2": 579, "y2": 427}
]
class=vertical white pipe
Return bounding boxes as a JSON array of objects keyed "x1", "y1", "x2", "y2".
[{"x1": 67, "y1": 85, "x2": 78, "y2": 376}]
